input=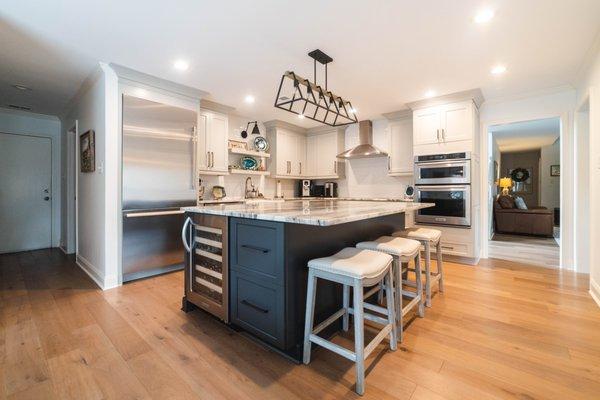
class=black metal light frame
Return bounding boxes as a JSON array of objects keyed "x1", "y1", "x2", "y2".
[{"x1": 274, "y1": 49, "x2": 358, "y2": 127}]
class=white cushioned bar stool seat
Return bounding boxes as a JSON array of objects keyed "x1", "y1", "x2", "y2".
[
  {"x1": 303, "y1": 247, "x2": 397, "y2": 396},
  {"x1": 393, "y1": 227, "x2": 441, "y2": 242},
  {"x1": 356, "y1": 236, "x2": 425, "y2": 342},
  {"x1": 392, "y1": 227, "x2": 444, "y2": 307},
  {"x1": 308, "y1": 247, "x2": 393, "y2": 279}
]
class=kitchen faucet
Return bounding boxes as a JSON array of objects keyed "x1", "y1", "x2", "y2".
[{"x1": 245, "y1": 177, "x2": 259, "y2": 199}]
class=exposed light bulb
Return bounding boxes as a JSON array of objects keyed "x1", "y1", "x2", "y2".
[{"x1": 298, "y1": 114, "x2": 305, "y2": 119}]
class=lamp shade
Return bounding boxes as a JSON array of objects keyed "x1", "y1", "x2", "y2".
[
  {"x1": 499, "y1": 177, "x2": 512, "y2": 189},
  {"x1": 251, "y1": 122, "x2": 260, "y2": 135}
]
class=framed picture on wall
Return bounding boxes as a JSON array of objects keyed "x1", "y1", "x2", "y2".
[
  {"x1": 550, "y1": 165, "x2": 560, "y2": 176},
  {"x1": 80, "y1": 130, "x2": 95, "y2": 173}
]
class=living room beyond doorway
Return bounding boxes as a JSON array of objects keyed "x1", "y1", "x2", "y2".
[{"x1": 488, "y1": 117, "x2": 561, "y2": 268}]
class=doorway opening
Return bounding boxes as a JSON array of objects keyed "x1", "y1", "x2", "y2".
[{"x1": 487, "y1": 117, "x2": 561, "y2": 268}]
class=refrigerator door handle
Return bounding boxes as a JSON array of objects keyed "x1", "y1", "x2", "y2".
[
  {"x1": 182, "y1": 216, "x2": 192, "y2": 252},
  {"x1": 125, "y1": 210, "x2": 185, "y2": 218}
]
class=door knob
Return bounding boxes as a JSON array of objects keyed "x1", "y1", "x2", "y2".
[{"x1": 44, "y1": 196, "x2": 50, "y2": 201}]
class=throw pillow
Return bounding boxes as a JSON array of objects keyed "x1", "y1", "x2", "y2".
[
  {"x1": 515, "y1": 197, "x2": 528, "y2": 210},
  {"x1": 498, "y1": 195, "x2": 515, "y2": 209}
]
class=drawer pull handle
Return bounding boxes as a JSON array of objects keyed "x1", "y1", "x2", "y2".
[
  {"x1": 241, "y1": 244, "x2": 270, "y2": 253},
  {"x1": 441, "y1": 246, "x2": 454, "y2": 250},
  {"x1": 241, "y1": 300, "x2": 269, "y2": 313}
]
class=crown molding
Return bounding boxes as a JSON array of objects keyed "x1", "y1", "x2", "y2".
[
  {"x1": 481, "y1": 84, "x2": 575, "y2": 107},
  {"x1": 109, "y1": 63, "x2": 209, "y2": 100},
  {"x1": 200, "y1": 99, "x2": 236, "y2": 114},
  {"x1": 382, "y1": 109, "x2": 412, "y2": 121},
  {"x1": 263, "y1": 119, "x2": 307, "y2": 134},
  {"x1": 406, "y1": 88, "x2": 484, "y2": 110}
]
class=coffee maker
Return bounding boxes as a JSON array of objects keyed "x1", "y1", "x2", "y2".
[{"x1": 299, "y1": 179, "x2": 313, "y2": 197}]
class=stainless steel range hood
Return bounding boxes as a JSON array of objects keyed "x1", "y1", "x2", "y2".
[{"x1": 337, "y1": 120, "x2": 388, "y2": 159}]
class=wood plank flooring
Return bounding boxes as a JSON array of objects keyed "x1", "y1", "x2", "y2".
[
  {"x1": 1, "y1": 249, "x2": 599, "y2": 399},
  {"x1": 489, "y1": 233, "x2": 560, "y2": 268}
]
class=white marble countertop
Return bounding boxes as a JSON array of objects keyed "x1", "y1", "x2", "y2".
[{"x1": 184, "y1": 199, "x2": 433, "y2": 226}]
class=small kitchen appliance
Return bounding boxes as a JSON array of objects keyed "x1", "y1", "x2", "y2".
[
  {"x1": 299, "y1": 179, "x2": 313, "y2": 197},
  {"x1": 324, "y1": 182, "x2": 338, "y2": 198}
]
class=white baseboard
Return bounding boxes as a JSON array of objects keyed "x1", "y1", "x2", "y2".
[
  {"x1": 76, "y1": 254, "x2": 104, "y2": 290},
  {"x1": 590, "y1": 279, "x2": 600, "y2": 309},
  {"x1": 59, "y1": 246, "x2": 68, "y2": 255}
]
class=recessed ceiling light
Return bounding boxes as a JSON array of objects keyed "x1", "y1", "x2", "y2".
[
  {"x1": 425, "y1": 90, "x2": 436, "y2": 98},
  {"x1": 474, "y1": 9, "x2": 494, "y2": 24},
  {"x1": 173, "y1": 59, "x2": 189, "y2": 71},
  {"x1": 491, "y1": 65, "x2": 507, "y2": 75},
  {"x1": 12, "y1": 84, "x2": 31, "y2": 91},
  {"x1": 244, "y1": 95, "x2": 255, "y2": 104},
  {"x1": 349, "y1": 108, "x2": 357, "y2": 114},
  {"x1": 298, "y1": 114, "x2": 305, "y2": 119}
]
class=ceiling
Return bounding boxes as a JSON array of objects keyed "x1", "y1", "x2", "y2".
[
  {"x1": 491, "y1": 117, "x2": 560, "y2": 152},
  {"x1": 1, "y1": 0, "x2": 599, "y2": 125}
]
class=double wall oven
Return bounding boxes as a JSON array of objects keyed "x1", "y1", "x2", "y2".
[{"x1": 414, "y1": 152, "x2": 471, "y2": 227}]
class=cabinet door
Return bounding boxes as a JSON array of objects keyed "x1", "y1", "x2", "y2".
[
  {"x1": 317, "y1": 132, "x2": 338, "y2": 176},
  {"x1": 388, "y1": 119, "x2": 413, "y2": 175},
  {"x1": 207, "y1": 112, "x2": 229, "y2": 172},
  {"x1": 413, "y1": 107, "x2": 441, "y2": 145},
  {"x1": 197, "y1": 112, "x2": 209, "y2": 171},
  {"x1": 276, "y1": 131, "x2": 293, "y2": 175},
  {"x1": 440, "y1": 102, "x2": 472, "y2": 142},
  {"x1": 293, "y1": 134, "x2": 307, "y2": 176},
  {"x1": 305, "y1": 135, "x2": 318, "y2": 176}
]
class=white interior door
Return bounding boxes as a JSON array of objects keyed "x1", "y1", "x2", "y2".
[{"x1": 0, "y1": 133, "x2": 52, "y2": 253}]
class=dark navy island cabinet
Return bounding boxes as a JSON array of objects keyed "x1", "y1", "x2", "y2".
[{"x1": 227, "y1": 213, "x2": 405, "y2": 361}]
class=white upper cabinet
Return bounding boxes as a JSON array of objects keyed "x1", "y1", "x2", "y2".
[
  {"x1": 267, "y1": 123, "x2": 344, "y2": 179},
  {"x1": 198, "y1": 109, "x2": 228, "y2": 174},
  {"x1": 306, "y1": 128, "x2": 345, "y2": 178},
  {"x1": 413, "y1": 100, "x2": 475, "y2": 147},
  {"x1": 413, "y1": 107, "x2": 441, "y2": 145},
  {"x1": 387, "y1": 116, "x2": 413, "y2": 176}
]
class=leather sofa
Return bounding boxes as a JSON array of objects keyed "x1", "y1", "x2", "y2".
[{"x1": 494, "y1": 196, "x2": 554, "y2": 237}]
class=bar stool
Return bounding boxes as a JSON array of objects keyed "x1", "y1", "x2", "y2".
[
  {"x1": 393, "y1": 228, "x2": 444, "y2": 307},
  {"x1": 303, "y1": 247, "x2": 397, "y2": 396},
  {"x1": 356, "y1": 236, "x2": 425, "y2": 342}
]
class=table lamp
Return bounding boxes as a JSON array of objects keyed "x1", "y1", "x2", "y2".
[{"x1": 499, "y1": 177, "x2": 513, "y2": 196}]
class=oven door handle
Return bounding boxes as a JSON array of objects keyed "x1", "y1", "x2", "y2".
[
  {"x1": 415, "y1": 161, "x2": 468, "y2": 168},
  {"x1": 416, "y1": 185, "x2": 470, "y2": 191}
]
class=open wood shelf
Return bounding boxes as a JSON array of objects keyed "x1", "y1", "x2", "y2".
[
  {"x1": 228, "y1": 148, "x2": 270, "y2": 158},
  {"x1": 228, "y1": 169, "x2": 270, "y2": 176}
]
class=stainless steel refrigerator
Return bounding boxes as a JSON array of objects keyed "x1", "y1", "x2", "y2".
[{"x1": 122, "y1": 95, "x2": 197, "y2": 282}]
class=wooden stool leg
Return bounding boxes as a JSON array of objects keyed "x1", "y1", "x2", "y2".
[
  {"x1": 414, "y1": 253, "x2": 425, "y2": 317},
  {"x1": 423, "y1": 240, "x2": 432, "y2": 307},
  {"x1": 353, "y1": 278, "x2": 365, "y2": 395},
  {"x1": 303, "y1": 270, "x2": 317, "y2": 364},
  {"x1": 342, "y1": 284, "x2": 350, "y2": 331},
  {"x1": 395, "y1": 259, "x2": 404, "y2": 343},
  {"x1": 385, "y1": 269, "x2": 398, "y2": 350},
  {"x1": 436, "y1": 240, "x2": 445, "y2": 293}
]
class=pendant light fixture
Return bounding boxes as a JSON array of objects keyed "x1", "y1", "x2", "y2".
[{"x1": 274, "y1": 49, "x2": 358, "y2": 127}]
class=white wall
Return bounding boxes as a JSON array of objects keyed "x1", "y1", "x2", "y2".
[
  {"x1": 60, "y1": 66, "x2": 109, "y2": 288},
  {"x1": 479, "y1": 88, "x2": 576, "y2": 267},
  {"x1": 540, "y1": 139, "x2": 560, "y2": 210},
  {"x1": 337, "y1": 118, "x2": 412, "y2": 198},
  {"x1": 576, "y1": 37, "x2": 600, "y2": 301},
  {"x1": 0, "y1": 108, "x2": 62, "y2": 248}
]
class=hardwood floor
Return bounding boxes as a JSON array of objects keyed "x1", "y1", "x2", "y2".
[
  {"x1": 489, "y1": 233, "x2": 560, "y2": 268},
  {"x1": 1, "y1": 249, "x2": 599, "y2": 399}
]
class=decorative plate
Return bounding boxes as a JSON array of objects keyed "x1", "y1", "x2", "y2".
[
  {"x1": 253, "y1": 136, "x2": 269, "y2": 152},
  {"x1": 211, "y1": 185, "x2": 226, "y2": 200},
  {"x1": 241, "y1": 156, "x2": 258, "y2": 170}
]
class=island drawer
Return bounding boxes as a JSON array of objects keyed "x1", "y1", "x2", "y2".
[
  {"x1": 230, "y1": 269, "x2": 285, "y2": 347},
  {"x1": 229, "y1": 218, "x2": 284, "y2": 286}
]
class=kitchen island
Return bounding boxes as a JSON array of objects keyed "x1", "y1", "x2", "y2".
[{"x1": 181, "y1": 200, "x2": 432, "y2": 361}]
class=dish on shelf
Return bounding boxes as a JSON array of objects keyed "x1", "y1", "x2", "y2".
[
  {"x1": 253, "y1": 136, "x2": 269, "y2": 152},
  {"x1": 211, "y1": 185, "x2": 226, "y2": 200},
  {"x1": 241, "y1": 156, "x2": 258, "y2": 170}
]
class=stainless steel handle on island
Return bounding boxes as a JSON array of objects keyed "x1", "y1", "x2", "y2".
[{"x1": 181, "y1": 216, "x2": 192, "y2": 252}]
